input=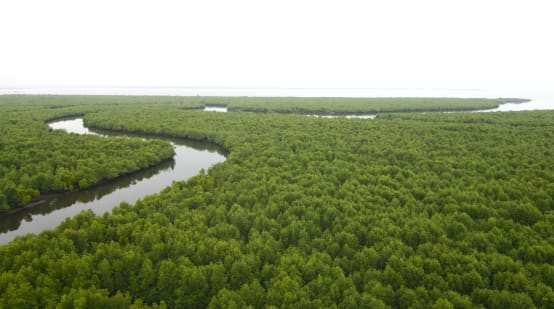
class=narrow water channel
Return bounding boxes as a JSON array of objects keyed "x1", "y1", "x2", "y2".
[{"x1": 0, "y1": 119, "x2": 226, "y2": 244}]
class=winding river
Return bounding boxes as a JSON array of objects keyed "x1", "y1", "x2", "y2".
[
  {"x1": 2, "y1": 96, "x2": 552, "y2": 244},
  {"x1": 0, "y1": 119, "x2": 226, "y2": 244}
]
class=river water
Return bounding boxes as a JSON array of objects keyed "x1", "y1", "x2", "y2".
[{"x1": 0, "y1": 119, "x2": 226, "y2": 244}]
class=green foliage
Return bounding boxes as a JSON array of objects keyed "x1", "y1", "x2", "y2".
[{"x1": 1, "y1": 95, "x2": 553, "y2": 307}]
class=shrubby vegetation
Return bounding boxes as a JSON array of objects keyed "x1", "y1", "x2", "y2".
[
  {"x1": 1, "y1": 96, "x2": 553, "y2": 308},
  {"x1": 0, "y1": 96, "x2": 175, "y2": 211}
]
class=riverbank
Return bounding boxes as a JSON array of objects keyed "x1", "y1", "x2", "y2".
[{"x1": 0, "y1": 156, "x2": 175, "y2": 219}]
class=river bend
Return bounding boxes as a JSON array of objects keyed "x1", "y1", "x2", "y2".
[{"x1": 0, "y1": 118, "x2": 226, "y2": 244}]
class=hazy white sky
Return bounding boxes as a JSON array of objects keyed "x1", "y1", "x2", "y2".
[{"x1": 1, "y1": 0, "x2": 552, "y2": 89}]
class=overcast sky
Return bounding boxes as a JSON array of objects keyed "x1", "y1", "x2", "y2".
[{"x1": 1, "y1": 0, "x2": 552, "y2": 90}]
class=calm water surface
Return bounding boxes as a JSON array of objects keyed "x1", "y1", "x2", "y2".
[
  {"x1": 204, "y1": 106, "x2": 227, "y2": 112},
  {"x1": 0, "y1": 119, "x2": 226, "y2": 244}
]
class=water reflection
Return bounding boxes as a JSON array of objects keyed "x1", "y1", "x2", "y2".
[
  {"x1": 0, "y1": 159, "x2": 175, "y2": 234},
  {"x1": 49, "y1": 118, "x2": 98, "y2": 135},
  {"x1": 0, "y1": 119, "x2": 226, "y2": 244}
]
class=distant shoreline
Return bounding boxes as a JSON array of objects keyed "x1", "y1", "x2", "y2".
[{"x1": 0, "y1": 86, "x2": 540, "y2": 99}]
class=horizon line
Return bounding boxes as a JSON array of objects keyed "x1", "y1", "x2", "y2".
[{"x1": 0, "y1": 85, "x2": 488, "y2": 91}]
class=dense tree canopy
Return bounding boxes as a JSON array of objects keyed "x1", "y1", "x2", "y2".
[{"x1": 0, "y1": 95, "x2": 553, "y2": 308}]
